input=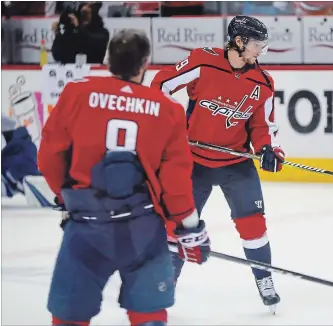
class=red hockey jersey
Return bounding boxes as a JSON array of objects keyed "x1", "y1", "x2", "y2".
[
  {"x1": 150, "y1": 47, "x2": 279, "y2": 168},
  {"x1": 38, "y1": 76, "x2": 195, "y2": 224}
]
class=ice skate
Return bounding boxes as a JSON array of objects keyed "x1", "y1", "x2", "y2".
[{"x1": 255, "y1": 276, "x2": 280, "y2": 314}]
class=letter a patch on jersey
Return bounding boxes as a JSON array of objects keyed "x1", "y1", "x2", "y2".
[{"x1": 249, "y1": 85, "x2": 260, "y2": 101}]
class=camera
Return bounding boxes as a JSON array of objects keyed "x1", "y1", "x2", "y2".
[{"x1": 57, "y1": 7, "x2": 80, "y2": 35}]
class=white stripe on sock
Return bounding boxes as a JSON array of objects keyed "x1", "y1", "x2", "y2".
[{"x1": 242, "y1": 233, "x2": 269, "y2": 249}]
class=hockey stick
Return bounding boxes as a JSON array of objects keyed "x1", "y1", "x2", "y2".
[
  {"x1": 189, "y1": 140, "x2": 333, "y2": 177},
  {"x1": 208, "y1": 249, "x2": 333, "y2": 287},
  {"x1": 168, "y1": 243, "x2": 333, "y2": 287}
]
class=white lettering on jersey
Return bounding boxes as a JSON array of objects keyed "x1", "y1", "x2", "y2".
[
  {"x1": 199, "y1": 95, "x2": 253, "y2": 129},
  {"x1": 175, "y1": 58, "x2": 189, "y2": 71},
  {"x1": 88, "y1": 93, "x2": 160, "y2": 117}
]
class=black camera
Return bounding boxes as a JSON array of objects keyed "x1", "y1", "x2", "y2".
[{"x1": 57, "y1": 7, "x2": 80, "y2": 35}]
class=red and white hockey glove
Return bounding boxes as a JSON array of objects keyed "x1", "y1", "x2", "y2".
[
  {"x1": 174, "y1": 220, "x2": 210, "y2": 264},
  {"x1": 260, "y1": 145, "x2": 285, "y2": 172}
]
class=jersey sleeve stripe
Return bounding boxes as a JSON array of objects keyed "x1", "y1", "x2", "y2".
[
  {"x1": 161, "y1": 67, "x2": 201, "y2": 94},
  {"x1": 264, "y1": 95, "x2": 279, "y2": 146}
]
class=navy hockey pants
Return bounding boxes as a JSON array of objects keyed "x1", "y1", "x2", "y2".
[
  {"x1": 193, "y1": 159, "x2": 265, "y2": 218},
  {"x1": 47, "y1": 213, "x2": 174, "y2": 322}
]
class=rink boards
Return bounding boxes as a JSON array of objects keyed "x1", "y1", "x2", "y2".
[{"x1": 1, "y1": 65, "x2": 332, "y2": 183}]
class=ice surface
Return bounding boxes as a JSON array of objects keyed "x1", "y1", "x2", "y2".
[{"x1": 2, "y1": 182, "x2": 333, "y2": 325}]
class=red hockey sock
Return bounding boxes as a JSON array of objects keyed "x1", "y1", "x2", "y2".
[
  {"x1": 234, "y1": 214, "x2": 267, "y2": 240},
  {"x1": 127, "y1": 309, "x2": 167, "y2": 325},
  {"x1": 52, "y1": 316, "x2": 90, "y2": 326}
]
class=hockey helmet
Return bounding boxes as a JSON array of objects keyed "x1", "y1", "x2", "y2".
[{"x1": 228, "y1": 16, "x2": 269, "y2": 55}]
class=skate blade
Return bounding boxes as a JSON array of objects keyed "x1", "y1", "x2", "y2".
[{"x1": 268, "y1": 304, "x2": 277, "y2": 315}]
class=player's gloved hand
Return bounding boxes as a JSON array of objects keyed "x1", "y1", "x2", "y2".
[
  {"x1": 174, "y1": 220, "x2": 210, "y2": 264},
  {"x1": 260, "y1": 145, "x2": 285, "y2": 172},
  {"x1": 53, "y1": 197, "x2": 70, "y2": 229}
]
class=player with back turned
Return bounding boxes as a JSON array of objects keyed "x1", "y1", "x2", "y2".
[
  {"x1": 38, "y1": 29, "x2": 210, "y2": 326},
  {"x1": 150, "y1": 16, "x2": 285, "y2": 312}
]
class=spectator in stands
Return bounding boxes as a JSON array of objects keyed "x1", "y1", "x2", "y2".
[
  {"x1": 5, "y1": 1, "x2": 46, "y2": 16},
  {"x1": 2, "y1": 2, "x2": 12, "y2": 64},
  {"x1": 2, "y1": 2, "x2": 12, "y2": 19},
  {"x1": 294, "y1": 1, "x2": 333, "y2": 15},
  {"x1": 51, "y1": 2, "x2": 109, "y2": 64},
  {"x1": 99, "y1": 1, "x2": 133, "y2": 17},
  {"x1": 160, "y1": 1, "x2": 204, "y2": 16},
  {"x1": 242, "y1": 1, "x2": 286, "y2": 15},
  {"x1": 124, "y1": 2, "x2": 160, "y2": 17}
]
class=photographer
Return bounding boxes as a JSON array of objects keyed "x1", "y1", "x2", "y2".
[{"x1": 51, "y1": 2, "x2": 109, "y2": 64}]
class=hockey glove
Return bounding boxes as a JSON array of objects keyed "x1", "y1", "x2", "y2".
[
  {"x1": 260, "y1": 145, "x2": 285, "y2": 172},
  {"x1": 174, "y1": 220, "x2": 210, "y2": 264}
]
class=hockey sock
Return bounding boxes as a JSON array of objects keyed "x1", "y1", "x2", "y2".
[
  {"x1": 127, "y1": 309, "x2": 167, "y2": 326},
  {"x1": 52, "y1": 316, "x2": 89, "y2": 326},
  {"x1": 234, "y1": 214, "x2": 271, "y2": 279},
  {"x1": 243, "y1": 240, "x2": 271, "y2": 279}
]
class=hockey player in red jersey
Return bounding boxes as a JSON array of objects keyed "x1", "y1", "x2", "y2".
[
  {"x1": 150, "y1": 16, "x2": 284, "y2": 312},
  {"x1": 38, "y1": 29, "x2": 210, "y2": 326}
]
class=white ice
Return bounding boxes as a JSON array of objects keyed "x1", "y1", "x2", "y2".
[{"x1": 2, "y1": 182, "x2": 333, "y2": 325}]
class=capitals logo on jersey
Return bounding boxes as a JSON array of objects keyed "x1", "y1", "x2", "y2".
[
  {"x1": 200, "y1": 95, "x2": 253, "y2": 129},
  {"x1": 199, "y1": 85, "x2": 261, "y2": 129}
]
